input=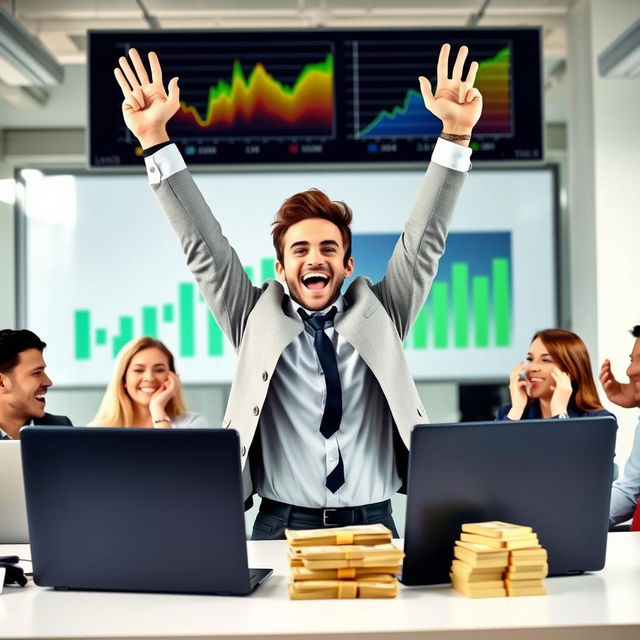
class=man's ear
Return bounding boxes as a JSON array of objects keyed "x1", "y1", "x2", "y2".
[
  {"x1": 0, "y1": 372, "x2": 11, "y2": 394},
  {"x1": 343, "y1": 256, "x2": 354, "y2": 279},
  {"x1": 274, "y1": 260, "x2": 286, "y2": 283}
]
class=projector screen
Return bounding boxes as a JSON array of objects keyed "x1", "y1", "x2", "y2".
[
  {"x1": 88, "y1": 27, "x2": 543, "y2": 167},
  {"x1": 18, "y1": 165, "x2": 557, "y2": 386}
]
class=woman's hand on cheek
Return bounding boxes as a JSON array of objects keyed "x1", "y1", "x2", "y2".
[{"x1": 549, "y1": 367, "x2": 572, "y2": 417}]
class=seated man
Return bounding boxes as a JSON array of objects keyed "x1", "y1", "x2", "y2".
[
  {"x1": 600, "y1": 325, "x2": 640, "y2": 530},
  {"x1": 0, "y1": 329, "x2": 72, "y2": 439}
]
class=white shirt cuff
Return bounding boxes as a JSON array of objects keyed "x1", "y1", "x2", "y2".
[
  {"x1": 144, "y1": 144, "x2": 187, "y2": 184},
  {"x1": 431, "y1": 137, "x2": 472, "y2": 172}
]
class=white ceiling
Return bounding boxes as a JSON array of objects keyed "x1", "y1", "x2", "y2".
[
  {"x1": 2, "y1": 0, "x2": 573, "y2": 63},
  {"x1": 0, "y1": 0, "x2": 573, "y2": 123}
]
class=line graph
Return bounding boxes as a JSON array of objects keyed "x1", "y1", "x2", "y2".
[
  {"x1": 351, "y1": 42, "x2": 512, "y2": 140},
  {"x1": 173, "y1": 54, "x2": 334, "y2": 138}
]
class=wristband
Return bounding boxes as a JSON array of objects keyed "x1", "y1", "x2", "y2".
[
  {"x1": 153, "y1": 418, "x2": 171, "y2": 425},
  {"x1": 440, "y1": 132, "x2": 471, "y2": 142}
]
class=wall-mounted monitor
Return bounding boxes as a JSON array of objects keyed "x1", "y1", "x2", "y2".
[{"x1": 88, "y1": 28, "x2": 543, "y2": 168}]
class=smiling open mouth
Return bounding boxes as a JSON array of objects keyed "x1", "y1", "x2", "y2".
[
  {"x1": 35, "y1": 394, "x2": 46, "y2": 403},
  {"x1": 302, "y1": 272, "x2": 330, "y2": 290}
]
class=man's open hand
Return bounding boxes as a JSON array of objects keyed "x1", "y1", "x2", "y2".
[
  {"x1": 418, "y1": 43, "x2": 483, "y2": 140},
  {"x1": 114, "y1": 49, "x2": 180, "y2": 148}
]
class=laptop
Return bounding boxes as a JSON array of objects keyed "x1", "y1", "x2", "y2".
[
  {"x1": 0, "y1": 440, "x2": 29, "y2": 543},
  {"x1": 401, "y1": 417, "x2": 617, "y2": 585},
  {"x1": 20, "y1": 426, "x2": 272, "y2": 595}
]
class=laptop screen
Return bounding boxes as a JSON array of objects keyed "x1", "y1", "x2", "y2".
[
  {"x1": 21, "y1": 427, "x2": 269, "y2": 595},
  {"x1": 401, "y1": 417, "x2": 617, "y2": 585}
]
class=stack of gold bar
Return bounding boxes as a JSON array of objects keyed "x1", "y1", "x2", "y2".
[
  {"x1": 505, "y1": 547, "x2": 548, "y2": 597},
  {"x1": 450, "y1": 521, "x2": 548, "y2": 598},
  {"x1": 450, "y1": 540, "x2": 509, "y2": 598},
  {"x1": 286, "y1": 524, "x2": 404, "y2": 600}
]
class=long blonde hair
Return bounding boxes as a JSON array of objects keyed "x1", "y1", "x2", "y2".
[{"x1": 92, "y1": 337, "x2": 187, "y2": 427}]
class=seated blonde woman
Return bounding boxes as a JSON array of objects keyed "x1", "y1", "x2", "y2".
[{"x1": 91, "y1": 337, "x2": 208, "y2": 428}]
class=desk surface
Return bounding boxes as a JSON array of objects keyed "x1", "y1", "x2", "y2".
[{"x1": 1, "y1": 533, "x2": 639, "y2": 640}]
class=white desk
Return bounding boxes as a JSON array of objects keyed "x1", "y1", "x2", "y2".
[{"x1": 1, "y1": 533, "x2": 639, "y2": 640}]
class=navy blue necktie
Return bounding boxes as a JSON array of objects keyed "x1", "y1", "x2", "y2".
[{"x1": 298, "y1": 306, "x2": 345, "y2": 493}]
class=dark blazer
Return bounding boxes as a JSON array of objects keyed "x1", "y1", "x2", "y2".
[
  {"x1": 1, "y1": 413, "x2": 72, "y2": 440},
  {"x1": 495, "y1": 401, "x2": 615, "y2": 421},
  {"x1": 33, "y1": 413, "x2": 73, "y2": 426}
]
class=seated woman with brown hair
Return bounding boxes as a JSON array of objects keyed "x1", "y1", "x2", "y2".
[
  {"x1": 91, "y1": 337, "x2": 208, "y2": 428},
  {"x1": 496, "y1": 328, "x2": 615, "y2": 421}
]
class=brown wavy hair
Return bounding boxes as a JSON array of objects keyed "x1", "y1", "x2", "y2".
[
  {"x1": 271, "y1": 188, "x2": 353, "y2": 267},
  {"x1": 531, "y1": 329, "x2": 604, "y2": 412}
]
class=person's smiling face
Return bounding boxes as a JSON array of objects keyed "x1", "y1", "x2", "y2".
[
  {"x1": 124, "y1": 347, "x2": 170, "y2": 409},
  {"x1": 525, "y1": 337, "x2": 562, "y2": 401},
  {"x1": 2, "y1": 348, "x2": 52, "y2": 421},
  {"x1": 275, "y1": 217, "x2": 354, "y2": 311}
]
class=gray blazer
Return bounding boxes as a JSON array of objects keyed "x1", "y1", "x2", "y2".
[{"x1": 152, "y1": 161, "x2": 466, "y2": 500}]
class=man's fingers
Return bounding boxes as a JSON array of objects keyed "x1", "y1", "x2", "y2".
[
  {"x1": 148, "y1": 51, "x2": 163, "y2": 86},
  {"x1": 465, "y1": 87, "x2": 482, "y2": 103},
  {"x1": 418, "y1": 75, "x2": 435, "y2": 110},
  {"x1": 167, "y1": 76, "x2": 181, "y2": 106},
  {"x1": 451, "y1": 45, "x2": 468, "y2": 82},
  {"x1": 118, "y1": 57, "x2": 145, "y2": 108},
  {"x1": 128, "y1": 47, "x2": 150, "y2": 86},
  {"x1": 436, "y1": 43, "x2": 451, "y2": 86},
  {"x1": 465, "y1": 60, "x2": 479, "y2": 86},
  {"x1": 114, "y1": 69, "x2": 142, "y2": 110},
  {"x1": 114, "y1": 67, "x2": 132, "y2": 98},
  {"x1": 119, "y1": 56, "x2": 140, "y2": 90},
  {"x1": 122, "y1": 97, "x2": 142, "y2": 113}
]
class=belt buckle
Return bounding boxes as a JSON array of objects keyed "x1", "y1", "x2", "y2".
[{"x1": 322, "y1": 508, "x2": 337, "y2": 527}]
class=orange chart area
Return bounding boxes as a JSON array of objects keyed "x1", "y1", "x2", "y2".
[{"x1": 174, "y1": 54, "x2": 334, "y2": 137}]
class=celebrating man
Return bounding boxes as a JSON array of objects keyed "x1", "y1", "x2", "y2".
[{"x1": 114, "y1": 43, "x2": 482, "y2": 537}]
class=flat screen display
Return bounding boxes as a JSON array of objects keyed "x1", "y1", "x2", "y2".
[
  {"x1": 19, "y1": 166, "x2": 556, "y2": 386},
  {"x1": 88, "y1": 28, "x2": 543, "y2": 167}
]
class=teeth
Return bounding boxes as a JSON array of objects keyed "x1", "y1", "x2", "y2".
[
  {"x1": 302, "y1": 272, "x2": 329, "y2": 283},
  {"x1": 35, "y1": 395, "x2": 45, "y2": 401}
]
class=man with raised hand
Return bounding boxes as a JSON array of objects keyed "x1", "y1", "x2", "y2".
[
  {"x1": 601, "y1": 325, "x2": 640, "y2": 530},
  {"x1": 114, "y1": 43, "x2": 482, "y2": 538},
  {"x1": 0, "y1": 329, "x2": 72, "y2": 440}
]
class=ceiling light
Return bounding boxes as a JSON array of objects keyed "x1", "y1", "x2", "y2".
[
  {"x1": 598, "y1": 18, "x2": 640, "y2": 78},
  {"x1": 0, "y1": 7, "x2": 64, "y2": 86}
]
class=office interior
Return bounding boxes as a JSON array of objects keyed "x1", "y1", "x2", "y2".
[{"x1": 0, "y1": 0, "x2": 639, "y2": 532}]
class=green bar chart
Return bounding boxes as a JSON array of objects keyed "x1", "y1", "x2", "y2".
[
  {"x1": 72, "y1": 232, "x2": 512, "y2": 364},
  {"x1": 72, "y1": 257, "x2": 272, "y2": 361},
  {"x1": 408, "y1": 257, "x2": 512, "y2": 351},
  {"x1": 351, "y1": 231, "x2": 512, "y2": 352}
]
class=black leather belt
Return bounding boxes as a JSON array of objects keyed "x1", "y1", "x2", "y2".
[{"x1": 260, "y1": 497, "x2": 392, "y2": 528}]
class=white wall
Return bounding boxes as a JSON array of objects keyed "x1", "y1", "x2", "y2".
[{"x1": 567, "y1": 0, "x2": 640, "y2": 463}]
